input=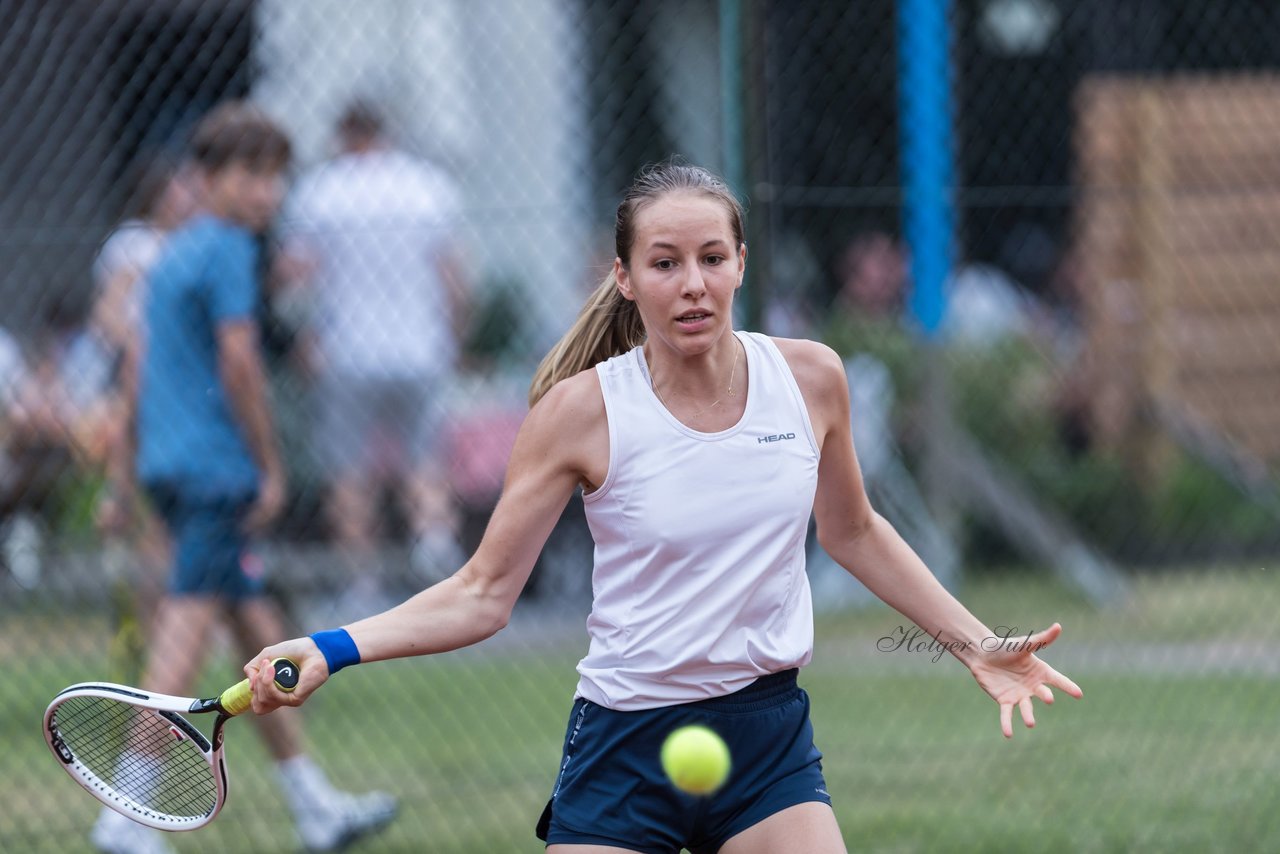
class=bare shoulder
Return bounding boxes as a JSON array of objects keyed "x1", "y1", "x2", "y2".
[
  {"x1": 768, "y1": 336, "x2": 849, "y2": 447},
  {"x1": 521, "y1": 367, "x2": 609, "y2": 488},
  {"x1": 529, "y1": 367, "x2": 606, "y2": 427},
  {"x1": 769, "y1": 336, "x2": 848, "y2": 396}
]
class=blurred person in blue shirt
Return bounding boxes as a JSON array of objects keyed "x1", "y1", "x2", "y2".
[{"x1": 93, "y1": 101, "x2": 394, "y2": 854}]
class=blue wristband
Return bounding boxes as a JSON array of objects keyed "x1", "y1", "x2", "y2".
[{"x1": 309, "y1": 628, "x2": 361, "y2": 675}]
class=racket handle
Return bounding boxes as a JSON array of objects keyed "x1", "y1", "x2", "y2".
[{"x1": 220, "y1": 657, "x2": 300, "y2": 716}]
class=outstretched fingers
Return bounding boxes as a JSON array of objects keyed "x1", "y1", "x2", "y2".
[
  {"x1": 1019, "y1": 622, "x2": 1064, "y2": 657},
  {"x1": 986, "y1": 623, "x2": 1083, "y2": 738},
  {"x1": 1047, "y1": 664, "x2": 1084, "y2": 700},
  {"x1": 999, "y1": 696, "x2": 1040, "y2": 738},
  {"x1": 997, "y1": 671, "x2": 1080, "y2": 738},
  {"x1": 1020, "y1": 697, "x2": 1036, "y2": 729},
  {"x1": 1031, "y1": 624, "x2": 1082, "y2": 699}
]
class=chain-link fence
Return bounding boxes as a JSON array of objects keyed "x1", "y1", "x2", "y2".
[{"x1": 3, "y1": 1, "x2": 1279, "y2": 851}]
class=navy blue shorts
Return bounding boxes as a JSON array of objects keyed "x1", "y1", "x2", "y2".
[
  {"x1": 146, "y1": 483, "x2": 264, "y2": 601},
  {"x1": 536, "y1": 669, "x2": 831, "y2": 853}
]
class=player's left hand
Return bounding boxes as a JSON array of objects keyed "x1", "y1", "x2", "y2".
[{"x1": 966, "y1": 622, "x2": 1083, "y2": 738}]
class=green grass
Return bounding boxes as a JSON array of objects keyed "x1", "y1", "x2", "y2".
[
  {"x1": 3, "y1": 568, "x2": 1278, "y2": 852},
  {"x1": 815, "y1": 563, "x2": 1280, "y2": 644}
]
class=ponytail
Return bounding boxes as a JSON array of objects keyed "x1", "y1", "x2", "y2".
[{"x1": 528, "y1": 271, "x2": 644, "y2": 407}]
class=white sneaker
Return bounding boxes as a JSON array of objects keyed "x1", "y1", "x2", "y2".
[
  {"x1": 90, "y1": 808, "x2": 175, "y2": 854},
  {"x1": 294, "y1": 789, "x2": 398, "y2": 852}
]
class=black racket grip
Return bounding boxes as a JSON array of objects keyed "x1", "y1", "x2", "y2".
[
  {"x1": 220, "y1": 656, "x2": 301, "y2": 715},
  {"x1": 271, "y1": 657, "x2": 300, "y2": 692}
]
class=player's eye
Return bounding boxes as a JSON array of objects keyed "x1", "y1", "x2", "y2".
[
  {"x1": 654, "y1": 259, "x2": 676, "y2": 271},
  {"x1": 704, "y1": 254, "x2": 724, "y2": 266}
]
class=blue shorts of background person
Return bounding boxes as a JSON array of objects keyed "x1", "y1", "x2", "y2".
[{"x1": 146, "y1": 482, "x2": 263, "y2": 600}]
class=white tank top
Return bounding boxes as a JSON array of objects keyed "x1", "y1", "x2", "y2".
[{"x1": 576, "y1": 331, "x2": 820, "y2": 711}]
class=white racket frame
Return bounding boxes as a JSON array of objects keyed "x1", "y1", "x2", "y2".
[{"x1": 43, "y1": 682, "x2": 230, "y2": 832}]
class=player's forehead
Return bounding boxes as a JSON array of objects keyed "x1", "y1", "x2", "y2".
[{"x1": 632, "y1": 191, "x2": 735, "y2": 252}]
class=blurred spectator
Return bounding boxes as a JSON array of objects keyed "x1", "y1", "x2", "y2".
[
  {"x1": 824, "y1": 226, "x2": 1098, "y2": 495},
  {"x1": 0, "y1": 327, "x2": 42, "y2": 590},
  {"x1": 282, "y1": 97, "x2": 469, "y2": 590},
  {"x1": 762, "y1": 232, "x2": 824, "y2": 339},
  {"x1": 943, "y1": 223, "x2": 1067, "y2": 351},
  {"x1": 58, "y1": 156, "x2": 196, "y2": 468},
  {"x1": 92, "y1": 155, "x2": 198, "y2": 367},
  {"x1": 8, "y1": 329, "x2": 76, "y2": 454},
  {"x1": 1037, "y1": 244, "x2": 1094, "y2": 456},
  {"x1": 941, "y1": 262, "x2": 1039, "y2": 345},
  {"x1": 91, "y1": 101, "x2": 395, "y2": 853},
  {"x1": 836, "y1": 230, "x2": 909, "y2": 321},
  {"x1": 825, "y1": 228, "x2": 1070, "y2": 360},
  {"x1": 0, "y1": 323, "x2": 75, "y2": 590},
  {"x1": 3, "y1": 308, "x2": 95, "y2": 491},
  {"x1": 75, "y1": 156, "x2": 195, "y2": 596},
  {"x1": 1, "y1": 330, "x2": 40, "y2": 511},
  {"x1": 946, "y1": 238, "x2": 1097, "y2": 456},
  {"x1": 0, "y1": 329, "x2": 24, "y2": 415},
  {"x1": 823, "y1": 231, "x2": 919, "y2": 401}
]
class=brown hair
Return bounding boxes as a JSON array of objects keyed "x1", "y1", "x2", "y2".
[
  {"x1": 528, "y1": 161, "x2": 745, "y2": 406},
  {"x1": 189, "y1": 101, "x2": 292, "y2": 174},
  {"x1": 119, "y1": 152, "x2": 180, "y2": 222},
  {"x1": 336, "y1": 97, "x2": 386, "y2": 146}
]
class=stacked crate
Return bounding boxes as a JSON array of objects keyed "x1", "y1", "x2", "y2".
[{"x1": 1074, "y1": 74, "x2": 1280, "y2": 465}]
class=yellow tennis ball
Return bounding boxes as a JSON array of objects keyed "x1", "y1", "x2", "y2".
[{"x1": 660, "y1": 725, "x2": 731, "y2": 795}]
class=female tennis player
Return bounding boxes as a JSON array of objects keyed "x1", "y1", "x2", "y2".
[{"x1": 245, "y1": 162, "x2": 1082, "y2": 853}]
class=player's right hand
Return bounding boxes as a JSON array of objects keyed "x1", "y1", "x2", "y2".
[{"x1": 244, "y1": 638, "x2": 328, "y2": 714}]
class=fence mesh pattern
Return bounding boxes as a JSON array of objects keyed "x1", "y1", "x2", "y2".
[{"x1": 3, "y1": 2, "x2": 1279, "y2": 851}]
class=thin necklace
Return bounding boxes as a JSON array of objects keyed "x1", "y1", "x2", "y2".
[{"x1": 650, "y1": 338, "x2": 741, "y2": 417}]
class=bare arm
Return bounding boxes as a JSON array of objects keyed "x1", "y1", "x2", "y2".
[
  {"x1": 438, "y1": 245, "x2": 469, "y2": 340},
  {"x1": 97, "y1": 336, "x2": 140, "y2": 533},
  {"x1": 94, "y1": 269, "x2": 140, "y2": 353},
  {"x1": 347, "y1": 374, "x2": 600, "y2": 660},
  {"x1": 779, "y1": 337, "x2": 1082, "y2": 736},
  {"x1": 217, "y1": 320, "x2": 285, "y2": 528},
  {"x1": 107, "y1": 342, "x2": 139, "y2": 493},
  {"x1": 245, "y1": 369, "x2": 609, "y2": 709},
  {"x1": 781, "y1": 339, "x2": 991, "y2": 656},
  {"x1": 218, "y1": 320, "x2": 281, "y2": 474}
]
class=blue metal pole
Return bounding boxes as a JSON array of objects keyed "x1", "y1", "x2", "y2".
[{"x1": 898, "y1": 0, "x2": 953, "y2": 338}]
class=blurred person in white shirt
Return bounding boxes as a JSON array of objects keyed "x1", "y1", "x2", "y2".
[
  {"x1": 81, "y1": 155, "x2": 196, "y2": 595},
  {"x1": 281, "y1": 99, "x2": 469, "y2": 597}
]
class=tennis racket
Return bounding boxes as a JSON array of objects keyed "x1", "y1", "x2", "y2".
[{"x1": 43, "y1": 657, "x2": 300, "y2": 831}]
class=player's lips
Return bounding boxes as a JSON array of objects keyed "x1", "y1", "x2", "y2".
[{"x1": 675, "y1": 311, "x2": 713, "y2": 331}]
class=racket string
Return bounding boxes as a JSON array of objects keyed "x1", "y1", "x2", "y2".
[{"x1": 52, "y1": 695, "x2": 218, "y2": 819}]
